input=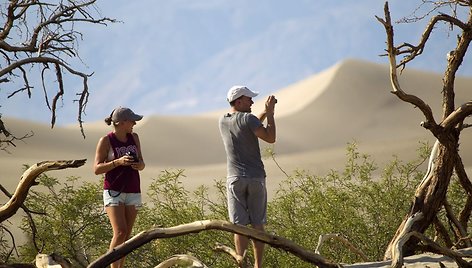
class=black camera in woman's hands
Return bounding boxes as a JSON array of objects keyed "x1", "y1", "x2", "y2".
[{"x1": 125, "y1": 151, "x2": 139, "y2": 162}]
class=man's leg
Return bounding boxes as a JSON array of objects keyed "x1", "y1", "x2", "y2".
[
  {"x1": 234, "y1": 233, "x2": 250, "y2": 257},
  {"x1": 252, "y1": 224, "x2": 265, "y2": 268},
  {"x1": 246, "y1": 179, "x2": 267, "y2": 268},
  {"x1": 227, "y1": 178, "x2": 250, "y2": 259}
]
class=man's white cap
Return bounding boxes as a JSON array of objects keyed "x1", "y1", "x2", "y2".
[{"x1": 227, "y1": 85, "x2": 259, "y2": 102}]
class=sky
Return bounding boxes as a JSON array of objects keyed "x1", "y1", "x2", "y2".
[{"x1": 1, "y1": 0, "x2": 471, "y2": 126}]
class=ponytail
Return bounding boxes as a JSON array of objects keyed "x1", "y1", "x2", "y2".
[{"x1": 104, "y1": 109, "x2": 115, "y2": 126}]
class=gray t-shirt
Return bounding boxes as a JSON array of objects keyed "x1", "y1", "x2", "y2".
[{"x1": 219, "y1": 112, "x2": 266, "y2": 180}]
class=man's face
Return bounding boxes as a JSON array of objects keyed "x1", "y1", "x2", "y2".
[{"x1": 236, "y1": 95, "x2": 254, "y2": 112}]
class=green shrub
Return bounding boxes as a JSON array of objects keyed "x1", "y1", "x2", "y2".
[
  {"x1": 265, "y1": 142, "x2": 428, "y2": 265},
  {"x1": 136, "y1": 169, "x2": 233, "y2": 268},
  {"x1": 17, "y1": 175, "x2": 109, "y2": 267},
  {"x1": 7, "y1": 141, "x2": 461, "y2": 267}
]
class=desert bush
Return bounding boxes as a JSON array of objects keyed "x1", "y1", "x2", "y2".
[
  {"x1": 0, "y1": 224, "x2": 13, "y2": 263},
  {"x1": 265, "y1": 142, "x2": 429, "y2": 266},
  {"x1": 134, "y1": 169, "x2": 234, "y2": 268},
  {"x1": 11, "y1": 169, "x2": 234, "y2": 268},
  {"x1": 8, "y1": 142, "x2": 467, "y2": 267},
  {"x1": 17, "y1": 175, "x2": 109, "y2": 267}
]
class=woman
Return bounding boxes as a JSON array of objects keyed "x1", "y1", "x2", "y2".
[{"x1": 93, "y1": 106, "x2": 145, "y2": 268}]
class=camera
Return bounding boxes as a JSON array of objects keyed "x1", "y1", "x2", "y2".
[{"x1": 125, "y1": 151, "x2": 139, "y2": 162}]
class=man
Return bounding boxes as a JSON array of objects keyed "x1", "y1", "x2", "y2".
[{"x1": 218, "y1": 85, "x2": 277, "y2": 268}]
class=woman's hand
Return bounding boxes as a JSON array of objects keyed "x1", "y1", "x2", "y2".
[
  {"x1": 130, "y1": 158, "x2": 145, "y2": 170},
  {"x1": 114, "y1": 155, "x2": 136, "y2": 167}
]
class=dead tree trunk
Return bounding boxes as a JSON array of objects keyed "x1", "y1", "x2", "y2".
[
  {"x1": 376, "y1": 1, "x2": 472, "y2": 259},
  {"x1": 387, "y1": 139, "x2": 458, "y2": 257}
]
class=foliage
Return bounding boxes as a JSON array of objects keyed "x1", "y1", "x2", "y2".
[
  {"x1": 132, "y1": 169, "x2": 234, "y2": 268},
  {"x1": 0, "y1": 224, "x2": 14, "y2": 263},
  {"x1": 17, "y1": 174, "x2": 109, "y2": 267},
  {"x1": 265, "y1": 142, "x2": 429, "y2": 266},
  {"x1": 6, "y1": 142, "x2": 471, "y2": 267}
]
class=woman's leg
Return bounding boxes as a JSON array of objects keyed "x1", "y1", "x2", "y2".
[
  {"x1": 115, "y1": 205, "x2": 138, "y2": 268},
  {"x1": 124, "y1": 205, "x2": 138, "y2": 237},
  {"x1": 106, "y1": 205, "x2": 128, "y2": 268}
]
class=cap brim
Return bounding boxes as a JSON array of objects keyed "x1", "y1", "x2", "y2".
[
  {"x1": 248, "y1": 92, "x2": 258, "y2": 98},
  {"x1": 131, "y1": 114, "x2": 143, "y2": 121}
]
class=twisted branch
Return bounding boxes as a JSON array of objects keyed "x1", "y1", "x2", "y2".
[
  {"x1": 88, "y1": 220, "x2": 341, "y2": 268},
  {"x1": 0, "y1": 0, "x2": 116, "y2": 146},
  {"x1": 0, "y1": 159, "x2": 87, "y2": 223},
  {"x1": 375, "y1": 2, "x2": 439, "y2": 133}
]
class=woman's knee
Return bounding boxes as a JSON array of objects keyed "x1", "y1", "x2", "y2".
[{"x1": 113, "y1": 227, "x2": 130, "y2": 240}]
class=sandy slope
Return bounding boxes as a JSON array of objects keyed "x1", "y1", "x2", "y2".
[
  {"x1": 2, "y1": 58, "x2": 472, "y2": 266},
  {"x1": 2, "y1": 58, "x2": 472, "y2": 199}
]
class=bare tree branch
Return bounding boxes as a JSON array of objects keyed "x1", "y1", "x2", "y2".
[
  {"x1": 399, "y1": 231, "x2": 472, "y2": 268},
  {"x1": 0, "y1": 56, "x2": 89, "y2": 82},
  {"x1": 0, "y1": 224, "x2": 17, "y2": 262},
  {"x1": 454, "y1": 153, "x2": 472, "y2": 234},
  {"x1": 0, "y1": 184, "x2": 45, "y2": 253},
  {"x1": 1, "y1": 56, "x2": 91, "y2": 136},
  {"x1": 0, "y1": 0, "x2": 114, "y2": 54},
  {"x1": 0, "y1": 0, "x2": 116, "y2": 148},
  {"x1": 87, "y1": 220, "x2": 341, "y2": 268},
  {"x1": 213, "y1": 243, "x2": 248, "y2": 268},
  {"x1": 395, "y1": 13, "x2": 468, "y2": 67},
  {"x1": 390, "y1": 212, "x2": 424, "y2": 268},
  {"x1": 34, "y1": 253, "x2": 71, "y2": 268},
  {"x1": 433, "y1": 216, "x2": 454, "y2": 248},
  {"x1": 0, "y1": 116, "x2": 34, "y2": 152},
  {"x1": 154, "y1": 254, "x2": 209, "y2": 268},
  {"x1": 375, "y1": 3, "x2": 439, "y2": 133},
  {"x1": 443, "y1": 199, "x2": 471, "y2": 247},
  {"x1": 315, "y1": 233, "x2": 369, "y2": 262},
  {"x1": 441, "y1": 6, "x2": 472, "y2": 118},
  {"x1": 441, "y1": 102, "x2": 472, "y2": 130},
  {"x1": 0, "y1": 159, "x2": 87, "y2": 223}
]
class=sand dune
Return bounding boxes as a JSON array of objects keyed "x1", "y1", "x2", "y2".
[
  {"x1": 2, "y1": 58, "x2": 472, "y2": 199},
  {"x1": 3, "y1": 59, "x2": 472, "y2": 265}
]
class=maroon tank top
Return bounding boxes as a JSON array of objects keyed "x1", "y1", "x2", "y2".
[{"x1": 104, "y1": 132, "x2": 141, "y2": 193}]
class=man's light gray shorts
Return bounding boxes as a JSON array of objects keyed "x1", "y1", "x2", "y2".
[
  {"x1": 226, "y1": 176, "x2": 267, "y2": 225},
  {"x1": 103, "y1": 190, "x2": 142, "y2": 208}
]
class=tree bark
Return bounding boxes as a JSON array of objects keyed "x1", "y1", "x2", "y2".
[{"x1": 385, "y1": 141, "x2": 457, "y2": 259}]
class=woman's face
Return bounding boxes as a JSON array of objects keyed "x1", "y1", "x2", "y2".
[{"x1": 117, "y1": 120, "x2": 136, "y2": 133}]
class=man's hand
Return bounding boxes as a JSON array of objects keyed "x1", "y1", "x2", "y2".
[
  {"x1": 256, "y1": 95, "x2": 277, "y2": 143},
  {"x1": 265, "y1": 95, "x2": 277, "y2": 116}
]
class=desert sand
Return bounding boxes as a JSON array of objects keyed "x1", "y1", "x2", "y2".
[
  {"x1": 2, "y1": 58, "x2": 472, "y2": 266},
  {"x1": 2, "y1": 58, "x2": 472, "y2": 198}
]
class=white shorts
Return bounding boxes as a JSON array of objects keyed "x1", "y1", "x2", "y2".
[{"x1": 103, "y1": 190, "x2": 142, "y2": 208}]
